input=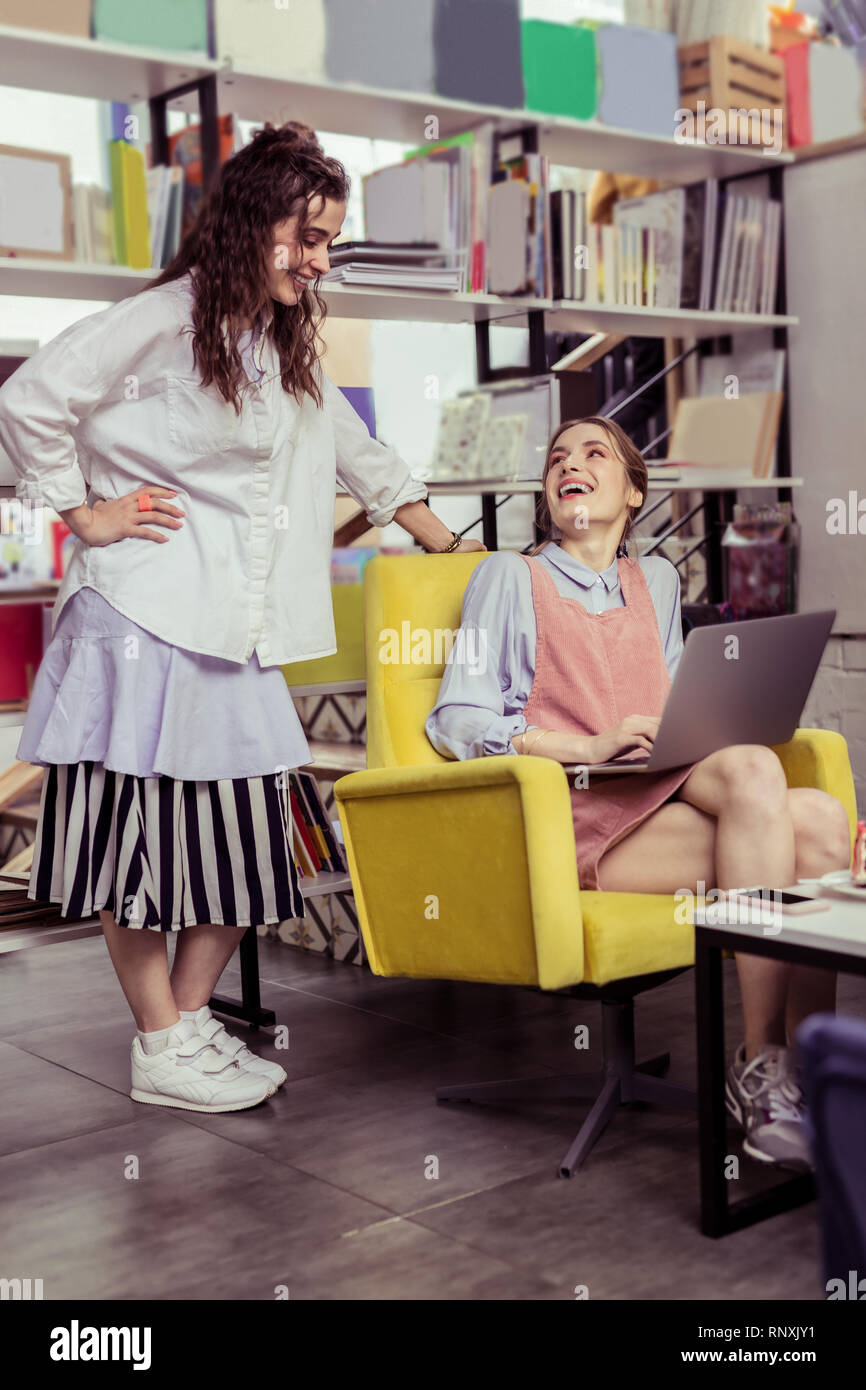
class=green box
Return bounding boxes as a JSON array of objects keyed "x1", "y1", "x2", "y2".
[
  {"x1": 520, "y1": 19, "x2": 596, "y2": 121},
  {"x1": 93, "y1": 0, "x2": 209, "y2": 52}
]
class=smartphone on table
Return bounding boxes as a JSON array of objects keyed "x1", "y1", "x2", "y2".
[{"x1": 729, "y1": 887, "x2": 830, "y2": 916}]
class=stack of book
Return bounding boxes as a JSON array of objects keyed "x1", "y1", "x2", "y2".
[
  {"x1": 712, "y1": 193, "x2": 781, "y2": 315},
  {"x1": 145, "y1": 167, "x2": 185, "y2": 270},
  {"x1": 72, "y1": 115, "x2": 241, "y2": 270},
  {"x1": 288, "y1": 771, "x2": 348, "y2": 880},
  {"x1": 487, "y1": 145, "x2": 552, "y2": 298},
  {"x1": 324, "y1": 243, "x2": 467, "y2": 292},
  {"x1": 362, "y1": 127, "x2": 781, "y2": 316},
  {"x1": 547, "y1": 180, "x2": 781, "y2": 314},
  {"x1": 361, "y1": 123, "x2": 496, "y2": 293}
]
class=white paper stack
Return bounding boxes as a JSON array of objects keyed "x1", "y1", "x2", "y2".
[{"x1": 324, "y1": 244, "x2": 467, "y2": 291}]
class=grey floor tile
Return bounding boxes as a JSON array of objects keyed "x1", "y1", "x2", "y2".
[
  {"x1": 409, "y1": 1124, "x2": 827, "y2": 1301},
  {"x1": 4, "y1": 983, "x2": 439, "y2": 1091},
  {"x1": 0, "y1": 1039, "x2": 132, "y2": 1158},
  {"x1": 265, "y1": 1212, "x2": 567, "y2": 1300},
  {"x1": 0, "y1": 935, "x2": 128, "y2": 1040},
  {"x1": 0, "y1": 1113, "x2": 394, "y2": 1301},
  {"x1": 177, "y1": 1029, "x2": 698, "y2": 1213}
]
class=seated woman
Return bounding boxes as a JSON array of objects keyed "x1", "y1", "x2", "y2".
[{"x1": 425, "y1": 415, "x2": 851, "y2": 1171}]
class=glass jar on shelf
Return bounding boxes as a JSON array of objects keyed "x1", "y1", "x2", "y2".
[{"x1": 721, "y1": 502, "x2": 799, "y2": 619}]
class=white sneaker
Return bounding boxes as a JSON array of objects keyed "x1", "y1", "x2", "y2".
[
  {"x1": 187, "y1": 1005, "x2": 288, "y2": 1090},
  {"x1": 130, "y1": 1019, "x2": 274, "y2": 1113}
]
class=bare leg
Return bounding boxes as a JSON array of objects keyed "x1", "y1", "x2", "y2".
[
  {"x1": 169, "y1": 923, "x2": 247, "y2": 1012},
  {"x1": 100, "y1": 910, "x2": 179, "y2": 1033},
  {"x1": 677, "y1": 753, "x2": 850, "y2": 1057},
  {"x1": 676, "y1": 746, "x2": 794, "y2": 1060},
  {"x1": 597, "y1": 747, "x2": 851, "y2": 1060},
  {"x1": 782, "y1": 788, "x2": 848, "y2": 1046},
  {"x1": 676, "y1": 745, "x2": 795, "y2": 888}
]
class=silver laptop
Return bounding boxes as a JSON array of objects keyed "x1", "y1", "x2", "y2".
[{"x1": 562, "y1": 610, "x2": 836, "y2": 777}]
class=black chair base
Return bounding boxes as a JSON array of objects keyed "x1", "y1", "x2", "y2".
[{"x1": 436, "y1": 990, "x2": 696, "y2": 1177}]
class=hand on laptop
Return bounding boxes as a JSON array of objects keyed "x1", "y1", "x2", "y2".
[{"x1": 587, "y1": 716, "x2": 661, "y2": 766}]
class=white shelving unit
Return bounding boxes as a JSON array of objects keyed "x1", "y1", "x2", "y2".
[
  {"x1": 0, "y1": 257, "x2": 797, "y2": 338},
  {"x1": 0, "y1": 23, "x2": 803, "y2": 582},
  {"x1": 0, "y1": 22, "x2": 793, "y2": 179},
  {"x1": 367, "y1": 473, "x2": 804, "y2": 497},
  {"x1": 0, "y1": 25, "x2": 219, "y2": 104}
]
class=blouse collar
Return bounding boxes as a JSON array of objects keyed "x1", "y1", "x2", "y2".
[{"x1": 540, "y1": 540, "x2": 622, "y2": 592}]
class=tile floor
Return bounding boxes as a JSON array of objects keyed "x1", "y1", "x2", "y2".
[{"x1": 2, "y1": 933, "x2": 863, "y2": 1301}]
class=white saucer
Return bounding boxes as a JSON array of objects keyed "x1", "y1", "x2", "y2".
[{"x1": 799, "y1": 869, "x2": 866, "y2": 901}]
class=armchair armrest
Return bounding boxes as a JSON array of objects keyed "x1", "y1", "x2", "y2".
[
  {"x1": 772, "y1": 728, "x2": 858, "y2": 848},
  {"x1": 333, "y1": 756, "x2": 584, "y2": 990}
]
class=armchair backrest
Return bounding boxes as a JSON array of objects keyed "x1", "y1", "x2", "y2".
[{"x1": 363, "y1": 553, "x2": 490, "y2": 769}]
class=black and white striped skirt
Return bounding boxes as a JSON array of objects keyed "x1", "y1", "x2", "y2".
[{"x1": 28, "y1": 761, "x2": 306, "y2": 931}]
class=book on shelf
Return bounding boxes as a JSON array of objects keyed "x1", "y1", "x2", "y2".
[
  {"x1": 667, "y1": 392, "x2": 784, "y2": 479},
  {"x1": 404, "y1": 123, "x2": 496, "y2": 294},
  {"x1": 645, "y1": 462, "x2": 682, "y2": 481},
  {"x1": 108, "y1": 140, "x2": 151, "y2": 269},
  {"x1": 550, "y1": 189, "x2": 588, "y2": 301},
  {"x1": 713, "y1": 192, "x2": 782, "y2": 315},
  {"x1": 16, "y1": 118, "x2": 783, "y2": 320},
  {"x1": 65, "y1": 114, "x2": 237, "y2": 271},
  {"x1": 287, "y1": 771, "x2": 349, "y2": 880},
  {"x1": 324, "y1": 244, "x2": 466, "y2": 291},
  {"x1": 166, "y1": 114, "x2": 242, "y2": 241},
  {"x1": 543, "y1": 179, "x2": 780, "y2": 317},
  {"x1": 72, "y1": 185, "x2": 113, "y2": 266},
  {"x1": 361, "y1": 123, "x2": 496, "y2": 294},
  {"x1": 145, "y1": 165, "x2": 184, "y2": 270},
  {"x1": 487, "y1": 143, "x2": 552, "y2": 298}
]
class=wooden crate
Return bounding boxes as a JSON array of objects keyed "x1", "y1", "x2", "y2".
[{"x1": 678, "y1": 36, "x2": 787, "y2": 150}]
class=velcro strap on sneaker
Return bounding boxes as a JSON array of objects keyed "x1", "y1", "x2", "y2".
[{"x1": 175, "y1": 1037, "x2": 240, "y2": 1076}]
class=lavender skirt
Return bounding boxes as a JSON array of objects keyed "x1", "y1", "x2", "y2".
[
  {"x1": 19, "y1": 586, "x2": 310, "y2": 929},
  {"x1": 18, "y1": 585, "x2": 311, "y2": 780}
]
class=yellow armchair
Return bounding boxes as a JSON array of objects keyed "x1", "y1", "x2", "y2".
[{"x1": 334, "y1": 555, "x2": 857, "y2": 1176}]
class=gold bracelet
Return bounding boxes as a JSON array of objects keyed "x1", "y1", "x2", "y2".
[
  {"x1": 529, "y1": 730, "x2": 554, "y2": 756},
  {"x1": 521, "y1": 729, "x2": 552, "y2": 756}
]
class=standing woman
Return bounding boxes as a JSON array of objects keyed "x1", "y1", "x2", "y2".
[{"x1": 0, "y1": 121, "x2": 481, "y2": 1114}]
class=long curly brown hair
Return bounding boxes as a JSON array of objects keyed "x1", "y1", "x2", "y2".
[
  {"x1": 146, "y1": 121, "x2": 350, "y2": 412},
  {"x1": 529, "y1": 416, "x2": 648, "y2": 557}
]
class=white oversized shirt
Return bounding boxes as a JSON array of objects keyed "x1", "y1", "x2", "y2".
[{"x1": 0, "y1": 272, "x2": 428, "y2": 666}]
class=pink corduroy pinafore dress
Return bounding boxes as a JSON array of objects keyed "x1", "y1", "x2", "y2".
[{"x1": 519, "y1": 552, "x2": 698, "y2": 891}]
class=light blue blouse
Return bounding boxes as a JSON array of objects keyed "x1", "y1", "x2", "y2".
[{"x1": 424, "y1": 542, "x2": 684, "y2": 762}]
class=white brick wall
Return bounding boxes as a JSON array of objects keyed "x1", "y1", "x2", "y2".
[{"x1": 800, "y1": 638, "x2": 866, "y2": 813}]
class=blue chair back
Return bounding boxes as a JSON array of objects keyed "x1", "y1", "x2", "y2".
[{"x1": 798, "y1": 1012, "x2": 866, "y2": 1296}]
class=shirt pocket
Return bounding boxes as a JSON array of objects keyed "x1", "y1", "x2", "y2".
[{"x1": 165, "y1": 373, "x2": 241, "y2": 457}]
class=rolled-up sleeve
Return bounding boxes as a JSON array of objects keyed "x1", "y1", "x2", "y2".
[
  {"x1": 320, "y1": 369, "x2": 428, "y2": 528},
  {"x1": 425, "y1": 551, "x2": 540, "y2": 761},
  {"x1": 0, "y1": 332, "x2": 104, "y2": 513},
  {"x1": 0, "y1": 290, "x2": 185, "y2": 516}
]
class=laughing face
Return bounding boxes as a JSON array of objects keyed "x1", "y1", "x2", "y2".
[
  {"x1": 545, "y1": 422, "x2": 643, "y2": 545},
  {"x1": 265, "y1": 195, "x2": 346, "y2": 308}
]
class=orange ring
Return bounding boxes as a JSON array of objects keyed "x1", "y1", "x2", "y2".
[{"x1": 137, "y1": 492, "x2": 152, "y2": 512}]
